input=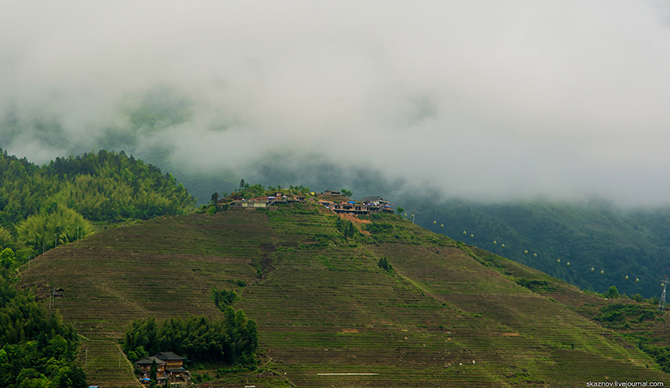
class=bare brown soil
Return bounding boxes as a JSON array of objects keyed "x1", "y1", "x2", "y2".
[{"x1": 338, "y1": 212, "x2": 372, "y2": 235}]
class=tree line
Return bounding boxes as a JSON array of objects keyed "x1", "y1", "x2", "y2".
[
  {"x1": 123, "y1": 308, "x2": 258, "y2": 368},
  {"x1": 0, "y1": 267, "x2": 85, "y2": 387},
  {"x1": 0, "y1": 149, "x2": 195, "y2": 261}
]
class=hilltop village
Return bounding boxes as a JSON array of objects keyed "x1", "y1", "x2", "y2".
[{"x1": 218, "y1": 187, "x2": 395, "y2": 216}]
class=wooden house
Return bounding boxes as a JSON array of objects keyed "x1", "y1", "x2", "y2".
[
  {"x1": 155, "y1": 352, "x2": 188, "y2": 383},
  {"x1": 324, "y1": 190, "x2": 341, "y2": 196},
  {"x1": 135, "y1": 356, "x2": 167, "y2": 379},
  {"x1": 332, "y1": 203, "x2": 370, "y2": 215},
  {"x1": 135, "y1": 352, "x2": 189, "y2": 384},
  {"x1": 154, "y1": 351, "x2": 185, "y2": 369}
]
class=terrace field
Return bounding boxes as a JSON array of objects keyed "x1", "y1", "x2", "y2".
[{"x1": 18, "y1": 202, "x2": 670, "y2": 387}]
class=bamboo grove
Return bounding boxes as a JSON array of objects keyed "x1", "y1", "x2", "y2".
[{"x1": 0, "y1": 149, "x2": 195, "y2": 261}]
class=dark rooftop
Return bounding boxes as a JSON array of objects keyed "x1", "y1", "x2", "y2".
[
  {"x1": 154, "y1": 351, "x2": 185, "y2": 361},
  {"x1": 135, "y1": 356, "x2": 166, "y2": 365}
]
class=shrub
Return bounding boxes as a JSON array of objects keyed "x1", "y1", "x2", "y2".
[
  {"x1": 212, "y1": 288, "x2": 238, "y2": 309},
  {"x1": 378, "y1": 257, "x2": 392, "y2": 272}
]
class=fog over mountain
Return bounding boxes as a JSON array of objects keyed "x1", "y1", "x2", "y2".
[{"x1": 2, "y1": 1, "x2": 670, "y2": 205}]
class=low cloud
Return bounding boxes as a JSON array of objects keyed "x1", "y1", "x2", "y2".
[{"x1": 1, "y1": 1, "x2": 670, "y2": 206}]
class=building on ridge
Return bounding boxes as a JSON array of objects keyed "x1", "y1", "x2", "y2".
[{"x1": 361, "y1": 196, "x2": 389, "y2": 206}]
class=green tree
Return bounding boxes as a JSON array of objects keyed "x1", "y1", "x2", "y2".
[
  {"x1": 397, "y1": 207, "x2": 404, "y2": 215},
  {"x1": 0, "y1": 248, "x2": 15, "y2": 269},
  {"x1": 0, "y1": 228, "x2": 12, "y2": 249},
  {"x1": 341, "y1": 189, "x2": 352, "y2": 197},
  {"x1": 605, "y1": 285, "x2": 619, "y2": 299},
  {"x1": 150, "y1": 359, "x2": 157, "y2": 382},
  {"x1": 378, "y1": 257, "x2": 392, "y2": 272},
  {"x1": 211, "y1": 192, "x2": 219, "y2": 212},
  {"x1": 211, "y1": 289, "x2": 238, "y2": 310},
  {"x1": 123, "y1": 312, "x2": 258, "y2": 367},
  {"x1": 16, "y1": 204, "x2": 93, "y2": 252},
  {"x1": 51, "y1": 366, "x2": 87, "y2": 388}
]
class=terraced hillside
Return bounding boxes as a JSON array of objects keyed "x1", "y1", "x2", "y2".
[{"x1": 18, "y1": 203, "x2": 670, "y2": 387}]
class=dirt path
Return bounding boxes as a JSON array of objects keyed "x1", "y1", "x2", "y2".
[{"x1": 337, "y1": 213, "x2": 372, "y2": 235}]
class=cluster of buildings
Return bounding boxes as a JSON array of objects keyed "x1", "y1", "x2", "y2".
[
  {"x1": 224, "y1": 190, "x2": 394, "y2": 216},
  {"x1": 323, "y1": 195, "x2": 394, "y2": 215},
  {"x1": 227, "y1": 192, "x2": 306, "y2": 209},
  {"x1": 135, "y1": 352, "x2": 189, "y2": 385}
]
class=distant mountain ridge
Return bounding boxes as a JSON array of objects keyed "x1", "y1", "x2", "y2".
[{"x1": 406, "y1": 198, "x2": 670, "y2": 298}]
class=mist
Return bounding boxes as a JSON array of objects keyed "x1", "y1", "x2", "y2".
[{"x1": 2, "y1": 1, "x2": 670, "y2": 206}]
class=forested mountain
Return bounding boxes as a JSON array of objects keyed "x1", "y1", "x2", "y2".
[
  {"x1": 404, "y1": 198, "x2": 670, "y2": 298},
  {"x1": 0, "y1": 265, "x2": 85, "y2": 387},
  {"x1": 0, "y1": 149, "x2": 195, "y2": 260}
]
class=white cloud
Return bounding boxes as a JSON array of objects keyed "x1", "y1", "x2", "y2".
[{"x1": 2, "y1": 1, "x2": 670, "y2": 205}]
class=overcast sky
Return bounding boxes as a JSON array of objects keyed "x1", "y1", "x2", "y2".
[{"x1": 1, "y1": 1, "x2": 670, "y2": 205}]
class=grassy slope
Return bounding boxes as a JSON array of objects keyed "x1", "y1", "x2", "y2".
[{"x1": 18, "y1": 202, "x2": 670, "y2": 387}]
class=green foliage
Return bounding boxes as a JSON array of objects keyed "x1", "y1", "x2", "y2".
[
  {"x1": 593, "y1": 303, "x2": 658, "y2": 325},
  {"x1": 16, "y1": 204, "x2": 93, "y2": 253},
  {"x1": 365, "y1": 223, "x2": 394, "y2": 234},
  {"x1": 123, "y1": 310, "x2": 258, "y2": 367},
  {"x1": 378, "y1": 257, "x2": 392, "y2": 272},
  {"x1": 235, "y1": 279, "x2": 247, "y2": 287},
  {"x1": 0, "y1": 149, "x2": 195, "y2": 259},
  {"x1": 192, "y1": 371, "x2": 213, "y2": 384},
  {"x1": 515, "y1": 278, "x2": 556, "y2": 292},
  {"x1": 410, "y1": 198, "x2": 670, "y2": 297},
  {"x1": 0, "y1": 271, "x2": 83, "y2": 387},
  {"x1": 230, "y1": 184, "x2": 267, "y2": 200},
  {"x1": 335, "y1": 217, "x2": 359, "y2": 239},
  {"x1": 223, "y1": 183, "x2": 313, "y2": 202},
  {"x1": 632, "y1": 294, "x2": 645, "y2": 302},
  {"x1": 149, "y1": 359, "x2": 157, "y2": 382},
  {"x1": 0, "y1": 228, "x2": 12, "y2": 249},
  {"x1": 396, "y1": 206, "x2": 404, "y2": 215},
  {"x1": 605, "y1": 285, "x2": 619, "y2": 299},
  {"x1": 640, "y1": 343, "x2": 670, "y2": 373},
  {"x1": 0, "y1": 247, "x2": 15, "y2": 269},
  {"x1": 212, "y1": 288, "x2": 238, "y2": 310},
  {"x1": 50, "y1": 365, "x2": 87, "y2": 388},
  {"x1": 340, "y1": 189, "x2": 352, "y2": 197}
]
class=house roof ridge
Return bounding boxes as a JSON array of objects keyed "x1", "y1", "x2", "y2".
[{"x1": 154, "y1": 351, "x2": 185, "y2": 360}]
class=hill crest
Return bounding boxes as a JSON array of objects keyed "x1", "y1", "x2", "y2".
[{"x1": 19, "y1": 202, "x2": 670, "y2": 386}]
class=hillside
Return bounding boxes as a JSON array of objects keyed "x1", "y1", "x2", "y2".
[
  {"x1": 401, "y1": 198, "x2": 670, "y2": 299},
  {"x1": 18, "y1": 200, "x2": 670, "y2": 387},
  {"x1": 0, "y1": 149, "x2": 195, "y2": 261}
]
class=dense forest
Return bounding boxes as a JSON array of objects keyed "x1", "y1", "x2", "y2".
[
  {"x1": 0, "y1": 266, "x2": 85, "y2": 387},
  {"x1": 0, "y1": 149, "x2": 195, "y2": 261},
  {"x1": 403, "y1": 197, "x2": 670, "y2": 298},
  {"x1": 123, "y1": 309, "x2": 258, "y2": 368}
]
